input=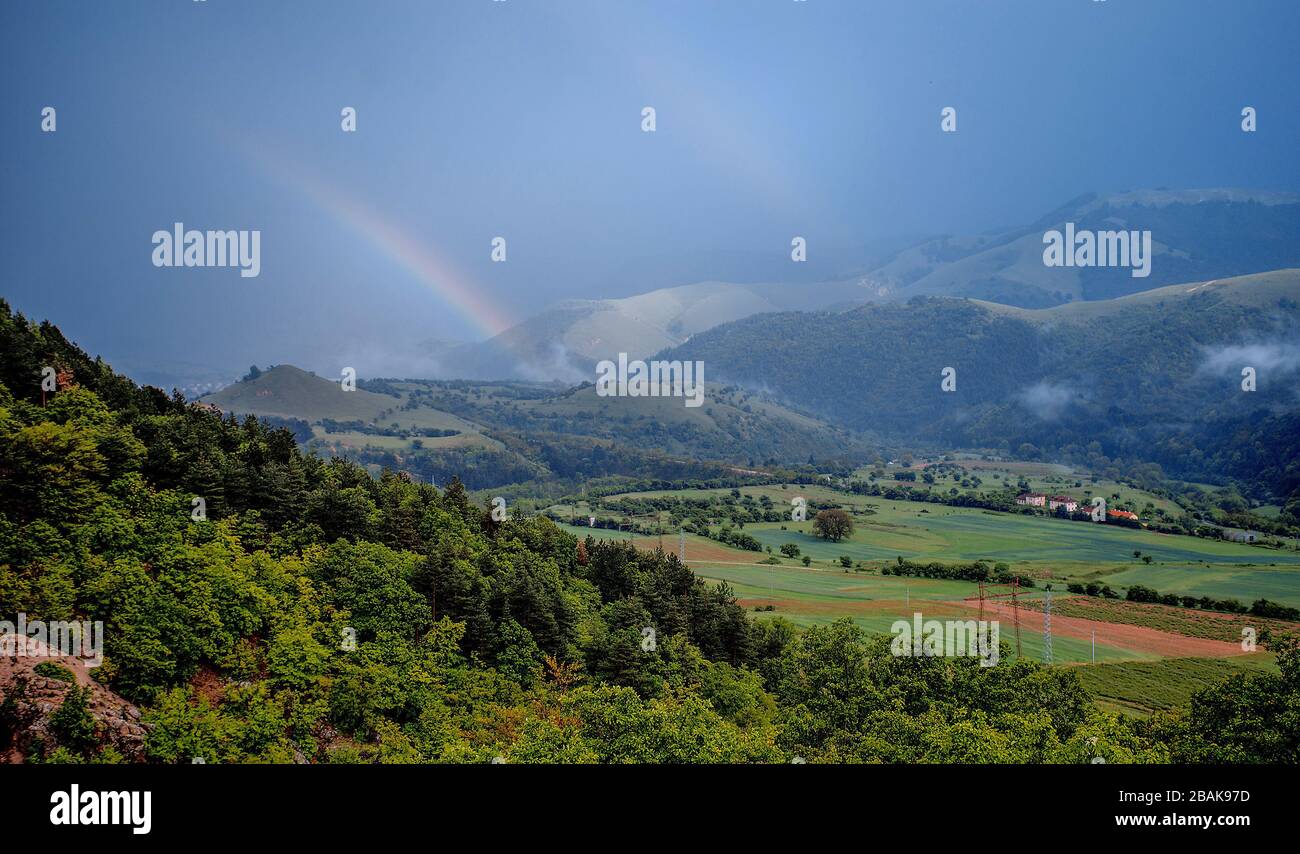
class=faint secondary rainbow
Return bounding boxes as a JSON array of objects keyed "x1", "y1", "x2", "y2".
[{"x1": 238, "y1": 140, "x2": 515, "y2": 340}]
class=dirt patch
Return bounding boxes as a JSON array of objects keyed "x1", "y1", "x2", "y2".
[
  {"x1": 1043, "y1": 596, "x2": 1300, "y2": 644},
  {"x1": 734, "y1": 591, "x2": 1251, "y2": 659},
  {"x1": 971, "y1": 600, "x2": 1247, "y2": 658},
  {"x1": 189, "y1": 664, "x2": 225, "y2": 708},
  {"x1": 629, "y1": 537, "x2": 757, "y2": 564}
]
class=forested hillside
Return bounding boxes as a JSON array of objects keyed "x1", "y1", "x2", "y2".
[
  {"x1": 201, "y1": 368, "x2": 865, "y2": 493},
  {"x1": 2, "y1": 299, "x2": 1297, "y2": 763},
  {"x1": 664, "y1": 272, "x2": 1300, "y2": 504}
]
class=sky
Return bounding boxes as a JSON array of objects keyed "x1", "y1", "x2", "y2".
[{"x1": 2, "y1": 0, "x2": 1298, "y2": 384}]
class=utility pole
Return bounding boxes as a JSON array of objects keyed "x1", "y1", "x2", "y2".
[
  {"x1": 1091, "y1": 629, "x2": 1095, "y2": 663},
  {"x1": 1011, "y1": 579, "x2": 1022, "y2": 659},
  {"x1": 1042, "y1": 588, "x2": 1053, "y2": 664}
]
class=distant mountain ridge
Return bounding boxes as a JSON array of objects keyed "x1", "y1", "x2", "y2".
[
  {"x1": 861, "y1": 188, "x2": 1300, "y2": 307},
  {"x1": 660, "y1": 269, "x2": 1300, "y2": 499},
  {"x1": 437, "y1": 188, "x2": 1300, "y2": 382},
  {"x1": 196, "y1": 364, "x2": 870, "y2": 489},
  {"x1": 440, "y1": 278, "x2": 874, "y2": 381}
]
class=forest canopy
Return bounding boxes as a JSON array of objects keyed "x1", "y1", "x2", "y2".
[{"x1": 1, "y1": 299, "x2": 1296, "y2": 764}]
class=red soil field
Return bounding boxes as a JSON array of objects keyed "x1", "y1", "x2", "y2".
[
  {"x1": 628, "y1": 536, "x2": 762, "y2": 564},
  {"x1": 973, "y1": 600, "x2": 1247, "y2": 659}
]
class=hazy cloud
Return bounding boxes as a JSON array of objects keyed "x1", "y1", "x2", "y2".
[
  {"x1": 512, "y1": 342, "x2": 589, "y2": 385},
  {"x1": 1016, "y1": 381, "x2": 1077, "y2": 421},
  {"x1": 332, "y1": 341, "x2": 450, "y2": 381},
  {"x1": 1200, "y1": 341, "x2": 1300, "y2": 375}
]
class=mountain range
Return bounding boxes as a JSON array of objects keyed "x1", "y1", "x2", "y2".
[
  {"x1": 441, "y1": 188, "x2": 1300, "y2": 382},
  {"x1": 863, "y1": 188, "x2": 1300, "y2": 306},
  {"x1": 431, "y1": 278, "x2": 875, "y2": 382},
  {"x1": 199, "y1": 363, "x2": 868, "y2": 491},
  {"x1": 662, "y1": 269, "x2": 1300, "y2": 499}
]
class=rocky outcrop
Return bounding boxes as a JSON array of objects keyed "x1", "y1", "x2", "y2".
[{"x1": 0, "y1": 633, "x2": 147, "y2": 763}]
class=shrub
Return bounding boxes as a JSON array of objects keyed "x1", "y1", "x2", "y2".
[
  {"x1": 49, "y1": 686, "x2": 98, "y2": 755},
  {"x1": 34, "y1": 662, "x2": 77, "y2": 683}
]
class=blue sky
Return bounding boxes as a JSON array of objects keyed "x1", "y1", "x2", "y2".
[{"x1": 2, "y1": 0, "x2": 1298, "y2": 381}]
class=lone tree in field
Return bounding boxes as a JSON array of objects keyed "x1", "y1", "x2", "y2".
[{"x1": 813, "y1": 508, "x2": 853, "y2": 542}]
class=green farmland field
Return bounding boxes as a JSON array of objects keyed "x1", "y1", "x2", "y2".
[
  {"x1": 604, "y1": 484, "x2": 1300, "y2": 569},
  {"x1": 1100, "y1": 564, "x2": 1300, "y2": 609},
  {"x1": 1074, "y1": 655, "x2": 1279, "y2": 716},
  {"x1": 742, "y1": 503, "x2": 1300, "y2": 567},
  {"x1": 694, "y1": 561, "x2": 1148, "y2": 664},
  {"x1": 566, "y1": 488, "x2": 1300, "y2": 674},
  {"x1": 572, "y1": 488, "x2": 1300, "y2": 608}
]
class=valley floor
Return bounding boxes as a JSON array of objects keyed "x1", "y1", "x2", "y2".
[{"x1": 557, "y1": 482, "x2": 1300, "y2": 717}]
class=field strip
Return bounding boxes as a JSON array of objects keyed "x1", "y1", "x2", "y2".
[{"x1": 972, "y1": 600, "x2": 1247, "y2": 659}]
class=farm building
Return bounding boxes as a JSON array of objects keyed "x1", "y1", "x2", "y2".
[
  {"x1": 1048, "y1": 495, "x2": 1078, "y2": 512},
  {"x1": 1015, "y1": 493, "x2": 1047, "y2": 507}
]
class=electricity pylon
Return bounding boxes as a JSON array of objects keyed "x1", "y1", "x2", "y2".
[{"x1": 1042, "y1": 588, "x2": 1053, "y2": 664}]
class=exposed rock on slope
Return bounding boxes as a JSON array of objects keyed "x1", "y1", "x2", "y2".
[{"x1": 0, "y1": 634, "x2": 147, "y2": 763}]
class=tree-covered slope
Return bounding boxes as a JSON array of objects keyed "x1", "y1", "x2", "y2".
[
  {"x1": 3, "y1": 298, "x2": 1297, "y2": 764},
  {"x1": 662, "y1": 271, "x2": 1300, "y2": 500}
]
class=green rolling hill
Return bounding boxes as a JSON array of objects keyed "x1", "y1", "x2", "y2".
[
  {"x1": 661, "y1": 270, "x2": 1300, "y2": 500},
  {"x1": 198, "y1": 368, "x2": 872, "y2": 492},
  {"x1": 200, "y1": 365, "x2": 396, "y2": 422}
]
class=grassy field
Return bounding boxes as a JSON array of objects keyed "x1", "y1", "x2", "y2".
[
  {"x1": 558, "y1": 523, "x2": 1177, "y2": 665},
  {"x1": 565, "y1": 501, "x2": 1297, "y2": 709},
  {"x1": 555, "y1": 523, "x2": 643, "y2": 542},
  {"x1": 576, "y1": 485, "x2": 1300, "y2": 606},
  {"x1": 1046, "y1": 596, "x2": 1300, "y2": 642},
  {"x1": 310, "y1": 426, "x2": 493, "y2": 453},
  {"x1": 600, "y1": 483, "x2": 1300, "y2": 566},
  {"x1": 1073, "y1": 655, "x2": 1278, "y2": 716},
  {"x1": 693, "y1": 561, "x2": 1149, "y2": 664},
  {"x1": 854, "y1": 457, "x2": 1190, "y2": 517},
  {"x1": 1099, "y1": 564, "x2": 1300, "y2": 608},
  {"x1": 204, "y1": 367, "x2": 504, "y2": 454}
]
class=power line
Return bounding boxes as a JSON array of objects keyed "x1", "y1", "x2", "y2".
[{"x1": 1042, "y1": 587, "x2": 1053, "y2": 664}]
